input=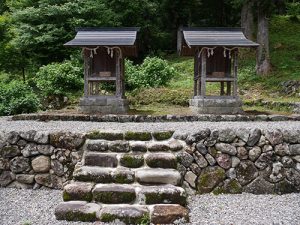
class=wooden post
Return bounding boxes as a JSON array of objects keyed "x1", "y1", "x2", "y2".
[
  {"x1": 200, "y1": 49, "x2": 207, "y2": 97},
  {"x1": 233, "y1": 50, "x2": 238, "y2": 97},
  {"x1": 83, "y1": 49, "x2": 89, "y2": 97},
  {"x1": 221, "y1": 82, "x2": 225, "y2": 95},
  {"x1": 121, "y1": 57, "x2": 125, "y2": 98},
  {"x1": 194, "y1": 49, "x2": 198, "y2": 96},
  {"x1": 115, "y1": 50, "x2": 121, "y2": 98}
]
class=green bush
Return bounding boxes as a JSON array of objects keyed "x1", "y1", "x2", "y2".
[
  {"x1": 125, "y1": 57, "x2": 176, "y2": 90},
  {"x1": 0, "y1": 80, "x2": 40, "y2": 116},
  {"x1": 35, "y1": 60, "x2": 83, "y2": 97}
]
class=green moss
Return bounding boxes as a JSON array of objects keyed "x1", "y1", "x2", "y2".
[
  {"x1": 63, "y1": 190, "x2": 93, "y2": 202},
  {"x1": 152, "y1": 131, "x2": 174, "y2": 140},
  {"x1": 212, "y1": 187, "x2": 225, "y2": 195},
  {"x1": 101, "y1": 213, "x2": 118, "y2": 222},
  {"x1": 146, "y1": 157, "x2": 177, "y2": 169},
  {"x1": 65, "y1": 211, "x2": 97, "y2": 222},
  {"x1": 227, "y1": 179, "x2": 242, "y2": 194},
  {"x1": 144, "y1": 192, "x2": 186, "y2": 206},
  {"x1": 86, "y1": 131, "x2": 124, "y2": 140},
  {"x1": 94, "y1": 191, "x2": 136, "y2": 204},
  {"x1": 120, "y1": 154, "x2": 144, "y2": 168},
  {"x1": 113, "y1": 173, "x2": 134, "y2": 184},
  {"x1": 101, "y1": 212, "x2": 150, "y2": 224},
  {"x1": 124, "y1": 131, "x2": 152, "y2": 141}
]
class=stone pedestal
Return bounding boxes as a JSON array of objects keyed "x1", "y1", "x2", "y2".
[
  {"x1": 79, "y1": 96, "x2": 129, "y2": 114},
  {"x1": 189, "y1": 96, "x2": 243, "y2": 114}
]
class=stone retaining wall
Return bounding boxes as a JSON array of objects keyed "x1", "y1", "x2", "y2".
[
  {"x1": 1, "y1": 129, "x2": 300, "y2": 194},
  {"x1": 12, "y1": 113, "x2": 300, "y2": 122},
  {"x1": 0, "y1": 131, "x2": 85, "y2": 189}
]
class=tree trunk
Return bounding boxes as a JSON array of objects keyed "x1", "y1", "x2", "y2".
[
  {"x1": 256, "y1": 8, "x2": 272, "y2": 75},
  {"x1": 241, "y1": 0, "x2": 255, "y2": 40}
]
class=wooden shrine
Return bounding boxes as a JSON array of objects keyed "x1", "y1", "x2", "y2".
[
  {"x1": 65, "y1": 28, "x2": 139, "y2": 114},
  {"x1": 178, "y1": 28, "x2": 259, "y2": 114}
]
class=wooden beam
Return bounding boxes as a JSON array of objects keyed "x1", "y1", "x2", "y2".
[{"x1": 200, "y1": 49, "x2": 207, "y2": 97}]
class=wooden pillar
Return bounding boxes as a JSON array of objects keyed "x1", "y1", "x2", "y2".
[
  {"x1": 200, "y1": 49, "x2": 207, "y2": 97},
  {"x1": 83, "y1": 49, "x2": 89, "y2": 97},
  {"x1": 221, "y1": 82, "x2": 225, "y2": 95},
  {"x1": 233, "y1": 50, "x2": 238, "y2": 97},
  {"x1": 194, "y1": 50, "x2": 198, "y2": 96},
  {"x1": 115, "y1": 49, "x2": 121, "y2": 98},
  {"x1": 120, "y1": 57, "x2": 125, "y2": 98}
]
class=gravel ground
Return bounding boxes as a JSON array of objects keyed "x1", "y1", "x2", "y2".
[
  {"x1": 1, "y1": 188, "x2": 299, "y2": 225},
  {"x1": 0, "y1": 118, "x2": 300, "y2": 133}
]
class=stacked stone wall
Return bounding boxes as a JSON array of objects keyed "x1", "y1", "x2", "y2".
[
  {"x1": 1, "y1": 128, "x2": 300, "y2": 194},
  {"x1": 0, "y1": 131, "x2": 85, "y2": 189}
]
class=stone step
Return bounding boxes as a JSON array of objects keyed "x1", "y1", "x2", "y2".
[
  {"x1": 93, "y1": 184, "x2": 136, "y2": 204},
  {"x1": 62, "y1": 182, "x2": 186, "y2": 205},
  {"x1": 84, "y1": 152, "x2": 118, "y2": 167},
  {"x1": 55, "y1": 202, "x2": 189, "y2": 224},
  {"x1": 73, "y1": 166, "x2": 135, "y2": 184},
  {"x1": 136, "y1": 168, "x2": 181, "y2": 185},
  {"x1": 138, "y1": 184, "x2": 186, "y2": 205},
  {"x1": 55, "y1": 201, "x2": 100, "y2": 222},
  {"x1": 99, "y1": 205, "x2": 149, "y2": 224},
  {"x1": 145, "y1": 153, "x2": 177, "y2": 168}
]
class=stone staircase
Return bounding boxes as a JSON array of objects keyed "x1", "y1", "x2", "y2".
[{"x1": 55, "y1": 131, "x2": 189, "y2": 224}]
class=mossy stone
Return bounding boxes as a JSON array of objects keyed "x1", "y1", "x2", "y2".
[
  {"x1": 112, "y1": 171, "x2": 135, "y2": 184},
  {"x1": 63, "y1": 190, "x2": 93, "y2": 202},
  {"x1": 100, "y1": 208, "x2": 149, "y2": 224},
  {"x1": 64, "y1": 211, "x2": 97, "y2": 222},
  {"x1": 197, "y1": 166, "x2": 226, "y2": 194},
  {"x1": 86, "y1": 131, "x2": 124, "y2": 140},
  {"x1": 94, "y1": 190, "x2": 136, "y2": 204},
  {"x1": 120, "y1": 154, "x2": 144, "y2": 168},
  {"x1": 144, "y1": 192, "x2": 186, "y2": 206},
  {"x1": 152, "y1": 131, "x2": 174, "y2": 141},
  {"x1": 212, "y1": 179, "x2": 242, "y2": 195},
  {"x1": 124, "y1": 132, "x2": 152, "y2": 141},
  {"x1": 146, "y1": 154, "x2": 177, "y2": 169}
]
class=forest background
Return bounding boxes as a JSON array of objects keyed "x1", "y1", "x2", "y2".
[{"x1": 0, "y1": 0, "x2": 299, "y2": 115}]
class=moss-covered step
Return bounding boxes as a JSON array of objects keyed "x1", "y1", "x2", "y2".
[
  {"x1": 120, "y1": 154, "x2": 144, "y2": 168},
  {"x1": 63, "y1": 182, "x2": 94, "y2": 202},
  {"x1": 124, "y1": 131, "x2": 152, "y2": 141},
  {"x1": 136, "y1": 168, "x2": 181, "y2": 185},
  {"x1": 145, "y1": 153, "x2": 177, "y2": 169},
  {"x1": 138, "y1": 185, "x2": 186, "y2": 205},
  {"x1": 73, "y1": 166, "x2": 113, "y2": 183},
  {"x1": 86, "y1": 131, "x2": 124, "y2": 140},
  {"x1": 108, "y1": 141, "x2": 130, "y2": 153},
  {"x1": 150, "y1": 204, "x2": 189, "y2": 224},
  {"x1": 55, "y1": 201, "x2": 101, "y2": 222},
  {"x1": 152, "y1": 131, "x2": 174, "y2": 141},
  {"x1": 100, "y1": 205, "x2": 149, "y2": 224},
  {"x1": 84, "y1": 152, "x2": 118, "y2": 167},
  {"x1": 93, "y1": 184, "x2": 136, "y2": 204}
]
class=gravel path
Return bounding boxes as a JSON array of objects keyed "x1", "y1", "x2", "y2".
[
  {"x1": 1, "y1": 188, "x2": 299, "y2": 225},
  {"x1": 0, "y1": 118, "x2": 300, "y2": 133}
]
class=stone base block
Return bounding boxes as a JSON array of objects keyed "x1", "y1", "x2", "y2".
[
  {"x1": 79, "y1": 97, "x2": 129, "y2": 114},
  {"x1": 189, "y1": 97, "x2": 244, "y2": 114}
]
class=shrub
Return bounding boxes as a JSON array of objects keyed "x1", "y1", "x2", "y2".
[
  {"x1": 35, "y1": 60, "x2": 83, "y2": 97},
  {"x1": 125, "y1": 57, "x2": 176, "y2": 90},
  {"x1": 0, "y1": 80, "x2": 40, "y2": 116}
]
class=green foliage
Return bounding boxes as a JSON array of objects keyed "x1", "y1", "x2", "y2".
[
  {"x1": 125, "y1": 57, "x2": 176, "y2": 90},
  {"x1": 0, "y1": 80, "x2": 40, "y2": 116},
  {"x1": 35, "y1": 60, "x2": 83, "y2": 97},
  {"x1": 287, "y1": 2, "x2": 300, "y2": 17}
]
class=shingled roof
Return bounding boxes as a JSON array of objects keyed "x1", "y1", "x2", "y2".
[
  {"x1": 178, "y1": 27, "x2": 259, "y2": 56},
  {"x1": 64, "y1": 27, "x2": 140, "y2": 47}
]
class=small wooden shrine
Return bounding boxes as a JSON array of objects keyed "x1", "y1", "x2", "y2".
[
  {"x1": 178, "y1": 28, "x2": 259, "y2": 114},
  {"x1": 65, "y1": 27, "x2": 139, "y2": 114}
]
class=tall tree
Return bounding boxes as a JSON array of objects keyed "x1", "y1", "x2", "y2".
[
  {"x1": 255, "y1": 0, "x2": 273, "y2": 75},
  {"x1": 241, "y1": 0, "x2": 255, "y2": 40}
]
